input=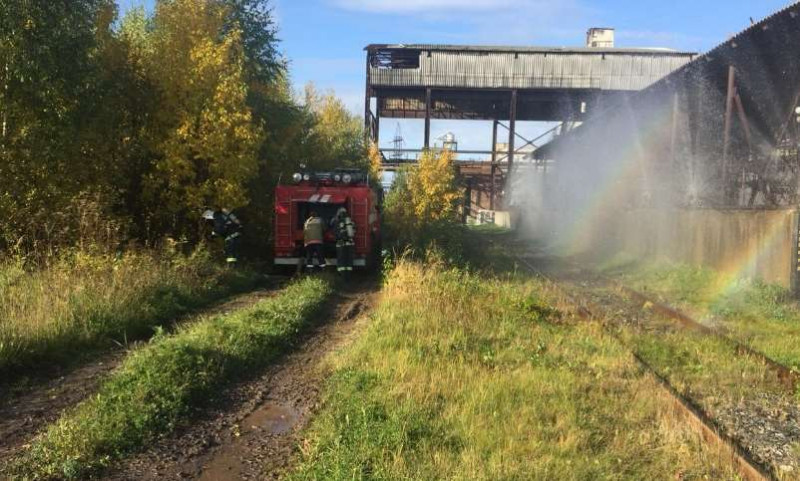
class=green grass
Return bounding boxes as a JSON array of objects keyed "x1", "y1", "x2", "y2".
[
  {"x1": 289, "y1": 260, "x2": 740, "y2": 480},
  {"x1": 623, "y1": 322, "x2": 784, "y2": 407},
  {"x1": 8, "y1": 275, "x2": 333, "y2": 480},
  {"x1": 0, "y1": 245, "x2": 257, "y2": 376},
  {"x1": 609, "y1": 261, "x2": 800, "y2": 373}
]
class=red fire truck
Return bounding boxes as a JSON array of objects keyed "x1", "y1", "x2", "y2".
[{"x1": 273, "y1": 169, "x2": 381, "y2": 270}]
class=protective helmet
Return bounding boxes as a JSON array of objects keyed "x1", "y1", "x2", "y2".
[
  {"x1": 202, "y1": 209, "x2": 215, "y2": 220},
  {"x1": 337, "y1": 207, "x2": 347, "y2": 218}
]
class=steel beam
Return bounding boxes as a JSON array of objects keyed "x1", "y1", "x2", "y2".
[
  {"x1": 424, "y1": 88, "x2": 432, "y2": 149},
  {"x1": 497, "y1": 121, "x2": 535, "y2": 145}
]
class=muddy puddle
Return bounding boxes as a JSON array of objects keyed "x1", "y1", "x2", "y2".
[{"x1": 197, "y1": 402, "x2": 300, "y2": 480}]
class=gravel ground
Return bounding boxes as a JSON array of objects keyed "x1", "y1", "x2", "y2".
[
  {"x1": 101, "y1": 279, "x2": 377, "y2": 481},
  {"x1": 0, "y1": 281, "x2": 285, "y2": 469}
]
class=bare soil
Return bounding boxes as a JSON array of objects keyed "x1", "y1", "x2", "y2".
[
  {"x1": 0, "y1": 282, "x2": 285, "y2": 469},
  {"x1": 101, "y1": 279, "x2": 377, "y2": 481}
]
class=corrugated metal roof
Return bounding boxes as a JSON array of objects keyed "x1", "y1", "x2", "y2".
[
  {"x1": 365, "y1": 43, "x2": 695, "y2": 56},
  {"x1": 368, "y1": 46, "x2": 695, "y2": 91},
  {"x1": 535, "y1": 1, "x2": 800, "y2": 158}
]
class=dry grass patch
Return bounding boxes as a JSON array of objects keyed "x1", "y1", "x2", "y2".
[
  {"x1": 291, "y1": 260, "x2": 741, "y2": 480},
  {"x1": 0, "y1": 246, "x2": 256, "y2": 375}
]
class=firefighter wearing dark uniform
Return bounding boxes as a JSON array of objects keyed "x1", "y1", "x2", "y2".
[
  {"x1": 204, "y1": 209, "x2": 243, "y2": 266},
  {"x1": 333, "y1": 207, "x2": 355, "y2": 275}
]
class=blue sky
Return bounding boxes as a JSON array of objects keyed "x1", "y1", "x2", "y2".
[{"x1": 118, "y1": 0, "x2": 794, "y2": 151}]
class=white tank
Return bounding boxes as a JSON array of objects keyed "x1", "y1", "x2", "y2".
[{"x1": 442, "y1": 132, "x2": 457, "y2": 151}]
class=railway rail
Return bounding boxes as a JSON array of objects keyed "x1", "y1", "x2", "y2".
[
  {"x1": 512, "y1": 254, "x2": 777, "y2": 481},
  {"x1": 613, "y1": 280, "x2": 800, "y2": 391}
]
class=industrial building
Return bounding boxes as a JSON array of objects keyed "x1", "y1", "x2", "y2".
[{"x1": 364, "y1": 31, "x2": 696, "y2": 213}]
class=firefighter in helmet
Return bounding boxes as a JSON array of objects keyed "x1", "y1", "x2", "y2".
[
  {"x1": 332, "y1": 207, "x2": 356, "y2": 276},
  {"x1": 304, "y1": 210, "x2": 326, "y2": 270},
  {"x1": 203, "y1": 208, "x2": 243, "y2": 266}
]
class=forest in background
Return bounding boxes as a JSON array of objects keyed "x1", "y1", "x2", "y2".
[{"x1": 0, "y1": 0, "x2": 366, "y2": 257}]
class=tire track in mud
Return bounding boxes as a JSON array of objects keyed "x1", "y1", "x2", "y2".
[
  {"x1": 101, "y1": 279, "x2": 377, "y2": 481},
  {"x1": 0, "y1": 280, "x2": 286, "y2": 468}
]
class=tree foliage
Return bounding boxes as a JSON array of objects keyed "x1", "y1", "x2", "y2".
[
  {"x1": 0, "y1": 0, "x2": 367, "y2": 256},
  {"x1": 143, "y1": 0, "x2": 262, "y2": 232},
  {"x1": 384, "y1": 149, "x2": 462, "y2": 248},
  {"x1": 409, "y1": 149, "x2": 461, "y2": 222},
  {"x1": 0, "y1": 0, "x2": 118, "y2": 247},
  {"x1": 302, "y1": 84, "x2": 366, "y2": 171}
]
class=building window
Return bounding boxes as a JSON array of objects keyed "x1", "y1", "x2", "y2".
[{"x1": 371, "y1": 49, "x2": 421, "y2": 69}]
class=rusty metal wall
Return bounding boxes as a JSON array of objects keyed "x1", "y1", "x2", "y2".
[
  {"x1": 566, "y1": 208, "x2": 799, "y2": 288},
  {"x1": 369, "y1": 49, "x2": 693, "y2": 91}
]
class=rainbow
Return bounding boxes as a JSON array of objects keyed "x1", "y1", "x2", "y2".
[
  {"x1": 558, "y1": 99, "x2": 676, "y2": 255},
  {"x1": 549, "y1": 97, "x2": 796, "y2": 304},
  {"x1": 699, "y1": 210, "x2": 794, "y2": 308}
]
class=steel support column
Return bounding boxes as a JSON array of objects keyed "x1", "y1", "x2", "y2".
[
  {"x1": 463, "y1": 179, "x2": 472, "y2": 224},
  {"x1": 490, "y1": 119, "x2": 498, "y2": 210},
  {"x1": 722, "y1": 66, "x2": 736, "y2": 193},
  {"x1": 508, "y1": 90, "x2": 518, "y2": 167},
  {"x1": 424, "y1": 88, "x2": 432, "y2": 149},
  {"x1": 364, "y1": 53, "x2": 374, "y2": 144}
]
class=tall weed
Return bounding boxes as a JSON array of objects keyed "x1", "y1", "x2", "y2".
[{"x1": 0, "y1": 245, "x2": 256, "y2": 374}]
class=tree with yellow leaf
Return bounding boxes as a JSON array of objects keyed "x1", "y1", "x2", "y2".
[
  {"x1": 384, "y1": 149, "x2": 462, "y2": 248},
  {"x1": 409, "y1": 149, "x2": 462, "y2": 223},
  {"x1": 143, "y1": 0, "x2": 262, "y2": 232},
  {"x1": 302, "y1": 84, "x2": 366, "y2": 170}
]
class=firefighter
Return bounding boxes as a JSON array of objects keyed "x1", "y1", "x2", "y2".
[
  {"x1": 332, "y1": 207, "x2": 356, "y2": 276},
  {"x1": 203, "y1": 208, "x2": 243, "y2": 266},
  {"x1": 304, "y1": 210, "x2": 326, "y2": 269}
]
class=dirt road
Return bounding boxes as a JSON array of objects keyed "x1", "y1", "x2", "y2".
[
  {"x1": 0, "y1": 284, "x2": 285, "y2": 469},
  {"x1": 102, "y1": 279, "x2": 377, "y2": 481}
]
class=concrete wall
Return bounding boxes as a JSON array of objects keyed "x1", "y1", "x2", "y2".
[{"x1": 567, "y1": 209, "x2": 799, "y2": 289}]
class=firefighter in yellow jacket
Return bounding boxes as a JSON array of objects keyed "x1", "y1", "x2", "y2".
[
  {"x1": 332, "y1": 207, "x2": 356, "y2": 276},
  {"x1": 304, "y1": 211, "x2": 326, "y2": 270}
]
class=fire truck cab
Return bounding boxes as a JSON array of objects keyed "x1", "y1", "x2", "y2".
[{"x1": 273, "y1": 168, "x2": 381, "y2": 270}]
